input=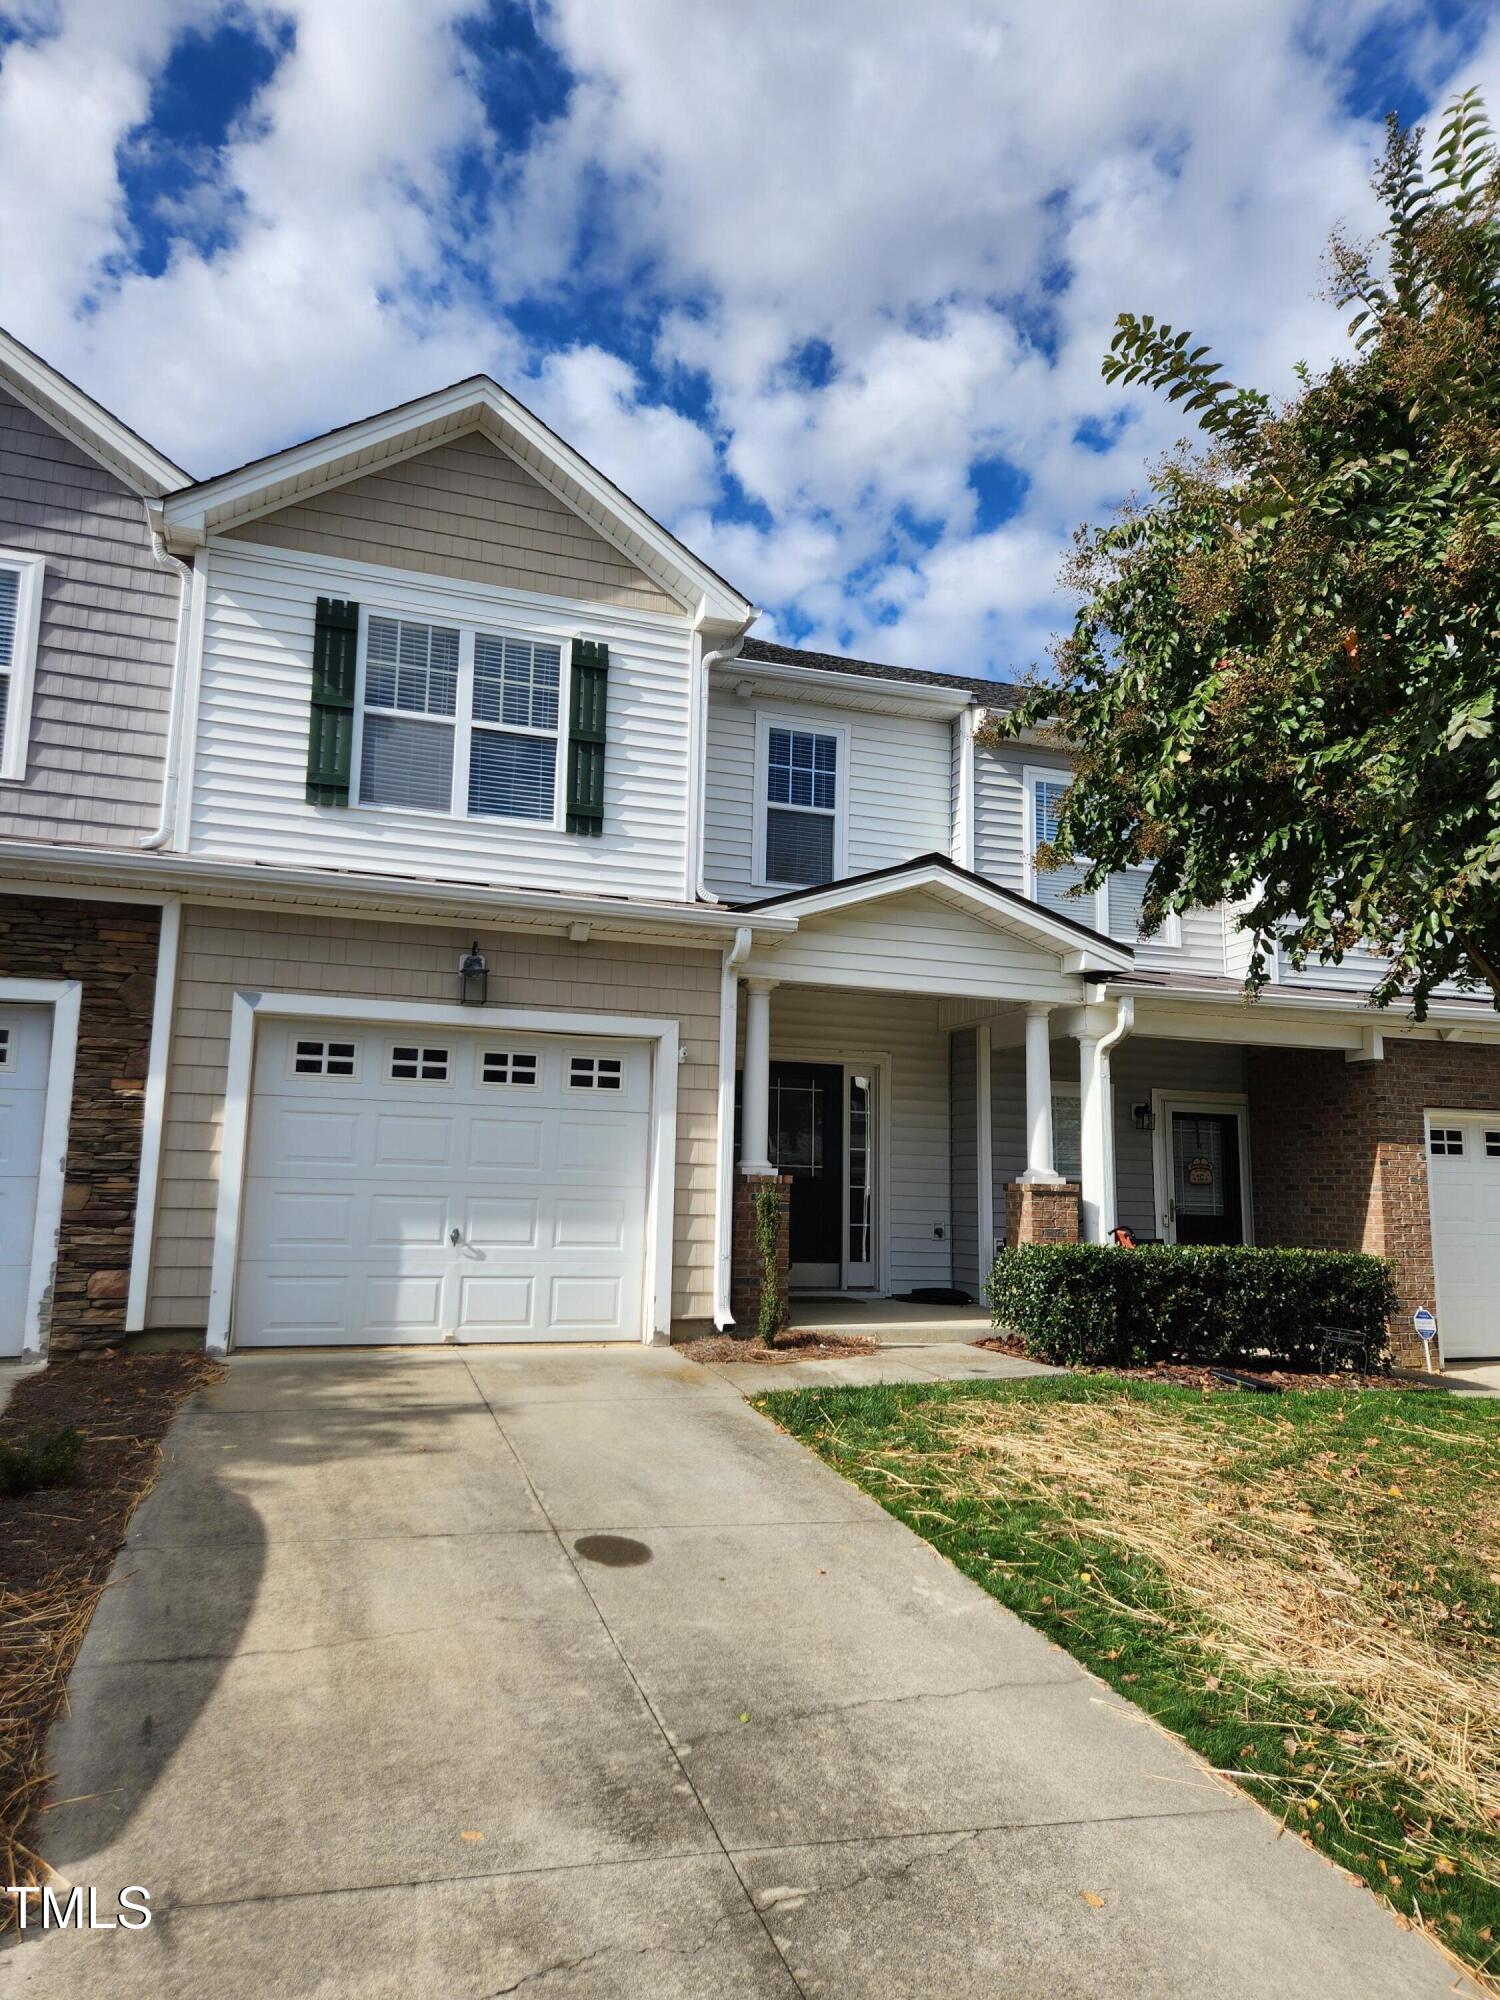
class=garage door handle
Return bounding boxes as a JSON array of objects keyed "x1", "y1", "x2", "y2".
[{"x1": 449, "y1": 1227, "x2": 462, "y2": 1247}]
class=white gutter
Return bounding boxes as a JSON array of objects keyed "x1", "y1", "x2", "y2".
[
  {"x1": 140, "y1": 502, "x2": 195, "y2": 851},
  {"x1": 1096, "y1": 994, "x2": 1134, "y2": 1238},
  {"x1": 692, "y1": 622, "x2": 755, "y2": 903},
  {"x1": 1097, "y1": 976, "x2": 1498, "y2": 1027},
  {"x1": 0, "y1": 839, "x2": 798, "y2": 939},
  {"x1": 713, "y1": 923, "x2": 754, "y2": 1327},
  {"x1": 722, "y1": 654, "x2": 974, "y2": 714}
]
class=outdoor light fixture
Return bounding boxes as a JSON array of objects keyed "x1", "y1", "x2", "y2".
[
  {"x1": 1132, "y1": 1101, "x2": 1155, "y2": 1132},
  {"x1": 458, "y1": 942, "x2": 488, "y2": 1006}
]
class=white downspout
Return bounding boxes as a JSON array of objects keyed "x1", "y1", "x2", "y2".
[
  {"x1": 713, "y1": 923, "x2": 754, "y2": 1326},
  {"x1": 1096, "y1": 993, "x2": 1135, "y2": 1237},
  {"x1": 140, "y1": 502, "x2": 193, "y2": 851},
  {"x1": 693, "y1": 622, "x2": 756, "y2": 903}
]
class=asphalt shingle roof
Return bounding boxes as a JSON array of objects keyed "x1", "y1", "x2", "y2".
[{"x1": 737, "y1": 636, "x2": 1027, "y2": 708}]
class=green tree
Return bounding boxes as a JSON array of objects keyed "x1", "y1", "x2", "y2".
[{"x1": 985, "y1": 90, "x2": 1500, "y2": 1015}]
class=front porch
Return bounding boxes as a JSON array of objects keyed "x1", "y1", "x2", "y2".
[{"x1": 787, "y1": 1295, "x2": 993, "y2": 1345}]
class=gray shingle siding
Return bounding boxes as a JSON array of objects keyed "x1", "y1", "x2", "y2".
[{"x1": 0, "y1": 385, "x2": 179, "y2": 846}]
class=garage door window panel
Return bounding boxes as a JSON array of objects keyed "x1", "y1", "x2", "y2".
[
  {"x1": 290, "y1": 1037, "x2": 358, "y2": 1079},
  {"x1": 0, "y1": 1025, "x2": 11, "y2": 1071},
  {"x1": 570, "y1": 1055, "x2": 623, "y2": 1091},
  {"x1": 482, "y1": 1050, "x2": 539, "y2": 1086},
  {"x1": 1430, "y1": 1127, "x2": 1465, "y2": 1156},
  {"x1": 390, "y1": 1045, "x2": 450, "y2": 1083}
]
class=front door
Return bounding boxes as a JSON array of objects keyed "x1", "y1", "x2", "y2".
[
  {"x1": 769, "y1": 1062, "x2": 845, "y2": 1288},
  {"x1": 1165, "y1": 1107, "x2": 1246, "y2": 1245}
]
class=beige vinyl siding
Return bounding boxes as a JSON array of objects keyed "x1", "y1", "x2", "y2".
[
  {"x1": 703, "y1": 688, "x2": 953, "y2": 900},
  {"x1": 224, "y1": 429, "x2": 677, "y2": 615},
  {"x1": 187, "y1": 541, "x2": 695, "y2": 898},
  {"x1": 747, "y1": 982, "x2": 953, "y2": 1292},
  {"x1": 148, "y1": 906, "x2": 723, "y2": 1329},
  {"x1": 743, "y1": 891, "x2": 1082, "y2": 1003},
  {"x1": 0, "y1": 385, "x2": 178, "y2": 843},
  {"x1": 974, "y1": 739, "x2": 1228, "y2": 976}
]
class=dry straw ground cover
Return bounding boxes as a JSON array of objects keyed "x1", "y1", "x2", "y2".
[{"x1": 762, "y1": 1376, "x2": 1500, "y2": 1988}]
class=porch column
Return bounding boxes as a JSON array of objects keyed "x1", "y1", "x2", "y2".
[
  {"x1": 1077, "y1": 1030, "x2": 1108, "y2": 1242},
  {"x1": 1020, "y1": 1004, "x2": 1060, "y2": 1182},
  {"x1": 739, "y1": 977, "x2": 777, "y2": 1176}
]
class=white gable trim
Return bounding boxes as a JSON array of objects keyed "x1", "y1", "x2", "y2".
[
  {"x1": 161, "y1": 378, "x2": 752, "y2": 625},
  {"x1": 750, "y1": 862, "x2": 1134, "y2": 972},
  {"x1": 0, "y1": 326, "x2": 186, "y2": 496}
]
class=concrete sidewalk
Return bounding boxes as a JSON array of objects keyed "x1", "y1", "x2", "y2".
[{"x1": 9, "y1": 1347, "x2": 1474, "y2": 1998}]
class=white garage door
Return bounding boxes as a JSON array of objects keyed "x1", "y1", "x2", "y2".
[
  {"x1": 0, "y1": 1005, "x2": 51, "y2": 1356},
  {"x1": 1427, "y1": 1114, "x2": 1500, "y2": 1361},
  {"x1": 236, "y1": 1021, "x2": 651, "y2": 1346}
]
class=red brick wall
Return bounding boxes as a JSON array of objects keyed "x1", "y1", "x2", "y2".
[
  {"x1": 1004, "y1": 1180, "x2": 1081, "y2": 1247},
  {"x1": 729, "y1": 1173, "x2": 791, "y2": 1335},
  {"x1": 1248, "y1": 1041, "x2": 1500, "y2": 1363},
  {"x1": 0, "y1": 895, "x2": 160, "y2": 1350}
]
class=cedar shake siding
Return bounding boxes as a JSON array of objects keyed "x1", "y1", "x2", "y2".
[
  {"x1": 0, "y1": 385, "x2": 179, "y2": 845},
  {"x1": 147, "y1": 906, "x2": 722, "y2": 1331},
  {"x1": 0, "y1": 893, "x2": 160, "y2": 1350},
  {"x1": 222, "y1": 430, "x2": 679, "y2": 616}
]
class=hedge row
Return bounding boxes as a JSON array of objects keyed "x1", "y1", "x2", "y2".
[{"x1": 985, "y1": 1244, "x2": 1396, "y2": 1371}]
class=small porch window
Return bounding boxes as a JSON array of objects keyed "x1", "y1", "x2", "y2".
[
  {"x1": 1027, "y1": 770, "x2": 1178, "y2": 946},
  {"x1": 756, "y1": 716, "x2": 846, "y2": 888}
]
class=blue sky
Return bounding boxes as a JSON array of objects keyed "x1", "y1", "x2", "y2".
[{"x1": 1, "y1": 0, "x2": 1497, "y2": 678}]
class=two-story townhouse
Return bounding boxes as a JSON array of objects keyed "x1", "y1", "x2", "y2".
[
  {"x1": 0, "y1": 329, "x2": 188, "y2": 1359},
  {"x1": 3, "y1": 342, "x2": 1498, "y2": 1370}
]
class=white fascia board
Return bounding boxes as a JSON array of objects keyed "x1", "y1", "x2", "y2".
[
  {"x1": 716, "y1": 656, "x2": 973, "y2": 716},
  {"x1": 162, "y1": 378, "x2": 751, "y2": 626},
  {"x1": 1104, "y1": 977, "x2": 1500, "y2": 1030},
  {"x1": 764, "y1": 864, "x2": 1134, "y2": 969},
  {"x1": 0, "y1": 328, "x2": 186, "y2": 496},
  {"x1": 0, "y1": 842, "x2": 797, "y2": 942}
]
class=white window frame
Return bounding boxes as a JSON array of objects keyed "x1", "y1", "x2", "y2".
[
  {"x1": 752, "y1": 711, "x2": 850, "y2": 891},
  {"x1": 286, "y1": 1034, "x2": 361, "y2": 1082},
  {"x1": 348, "y1": 603, "x2": 569, "y2": 829},
  {"x1": 1024, "y1": 765, "x2": 1180, "y2": 947},
  {"x1": 0, "y1": 549, "x2": 46, "y2": 784},
  {"x1": 387, "y1": 1040, "x2": 453, "y2": 1085}
]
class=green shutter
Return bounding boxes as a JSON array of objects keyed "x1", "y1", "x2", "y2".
[
  {"x1": 305, "y1": 597, "x2": 359, "y2": 806},
  {"x1": 566, "y1": 638, "x2": 609, "y2": 836}
]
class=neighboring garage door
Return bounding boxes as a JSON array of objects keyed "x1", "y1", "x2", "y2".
[
  {"x1": 1427, "y1": 1113, "x2": 1500, "y2": 1360},
  {"x1": 236, "y1": 1021, "x2": 651, "y2": 1345},
  {"x1": 0, "y1": 1005, "x2": 51, "y2": 1356}
]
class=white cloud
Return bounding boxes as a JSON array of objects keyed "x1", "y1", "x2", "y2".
[{"x1": 2, "y1": 1, "x2": 1498, "y2": 672}]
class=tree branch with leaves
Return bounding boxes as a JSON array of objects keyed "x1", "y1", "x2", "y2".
[{"x1": 985, "y1": 90, "x2": 1500, "y2": 1017}]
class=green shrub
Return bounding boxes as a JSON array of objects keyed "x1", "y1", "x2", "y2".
[
  {"x1": 985, "y1": 1244, "x2": 1395, "y2": 1371},
  {"x1": 0, "y1": 1424, "x2": 83, "y2": 1497}
]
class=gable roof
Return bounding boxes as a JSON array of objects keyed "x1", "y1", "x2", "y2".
[
  {"x1": 160, "y1": 374, "x2": 754, "y2": 627},
  {"x1": 734, "y1": 852, "x2": 1134, "y2": 970},
  {"x1": 0, "y1": 325, "x2": 188, "y2": 497},
  {"x1": 739, "y1": 637, "x2": 1026, "y2": 710}
]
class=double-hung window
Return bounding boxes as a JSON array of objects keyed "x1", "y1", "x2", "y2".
[
  {"x1": 355, "y1": 612, "x2": 562, "y2": 823},
  {"x1": 0, "y1": 549, "x2": 45, "y2": 784},
  {"x1": 1028, "y1": 769, "x2": 1175, "y2": 946},
  {"x1": 758, "y1": 719, "x2": 844, "y2": 887}
]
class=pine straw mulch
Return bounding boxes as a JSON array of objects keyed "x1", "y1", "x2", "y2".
[
  {"x1": 973, "y1": 1332, "x2": 1431, "y2": 1393},
  {"x1": 765, "y1": 1375, "x2": 1500, "y2": 1990},
  {"x1": 678, "y1": 1330, "x2": 880, "y2": 1365},
  {"x1": 1, "y1": 1350, "x2": 221, "y2": 1928}
]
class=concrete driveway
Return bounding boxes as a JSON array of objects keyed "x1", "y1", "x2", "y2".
[{"x1": 10, "y1": 1348, "x2": 1474, "y2": 1998}]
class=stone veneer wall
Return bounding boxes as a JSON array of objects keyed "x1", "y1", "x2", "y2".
[
  {"x1": 1247, "y1": 1041, "x2": 1500, "y2": 1365},
  {"x1": 0, "y1": 895, "x2": 159, "y2": 1349}
]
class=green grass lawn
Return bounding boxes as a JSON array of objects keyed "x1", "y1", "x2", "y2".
[{"x1": 760, "y1": 1376, "x2": 1500, "y2": 1988}]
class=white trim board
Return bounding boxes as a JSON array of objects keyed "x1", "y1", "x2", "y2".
[
  {"x1": 125, "y1": 899, "x2": 181, "y2": 1332},
  {"x1": 0, "y1": 977, "x2": 82, "y2": 1360},
  {"x1": 204, "y1": 993, "x2": 681, "y2": 1355}
]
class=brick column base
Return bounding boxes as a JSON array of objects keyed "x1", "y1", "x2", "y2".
[
  {"x1": 1004, "y1": 1179, "x2": 1081, "y2": 1247},
  {"x1": 730, "y1": 1173, "x2": 791, "y2": 1335}
]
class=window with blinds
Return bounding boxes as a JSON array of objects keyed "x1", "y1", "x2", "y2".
[
  {"x1": 0, "y1": 555, "x2": 41, "y2": 781},
  {"x1": 1029, "y1": 772, "x2": 1164, "y2": 944},
  {"x1": 764, "y1": 725, "x2": 839, "y2": 886},
  {"x1": 355, "y1": 614, "x2": 561, "y2": 822}
]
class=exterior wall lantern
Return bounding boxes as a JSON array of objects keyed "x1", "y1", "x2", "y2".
[
  {"x1": 1131, "y1": 1101, "x2": 1155, "y2": 1133},
  {"x1": 458, "y1": 942, "x2": 488, "y2": 1007}
]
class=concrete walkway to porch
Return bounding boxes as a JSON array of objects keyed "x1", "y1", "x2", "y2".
[
  {"x1": 788, "y1": 1294, "x2": 994, "y2": 1344},
  {"x1": 11, "y1": 1344, "x2": 1475, "y2": 1999}
]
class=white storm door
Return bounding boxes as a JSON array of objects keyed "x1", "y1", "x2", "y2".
[
  {"x1": 1427, "y1": 1115, "x2": 1500, "y2": 1361},
  {"x1": 0, "y1": 1006, "x2": 51, "y2": 1356}
]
